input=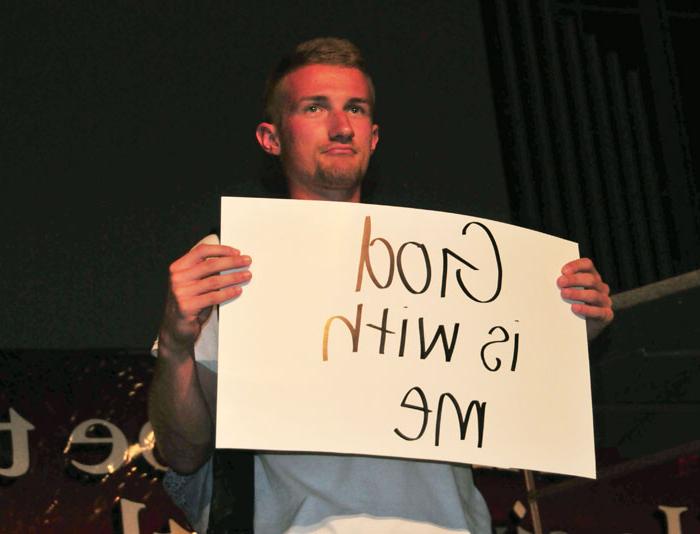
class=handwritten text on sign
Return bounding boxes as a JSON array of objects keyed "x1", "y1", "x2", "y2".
[{"x1": 217, "y1": 198, "x2": 595, "y2": 477}]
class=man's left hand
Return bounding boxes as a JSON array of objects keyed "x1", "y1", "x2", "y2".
[{"x1": 557, "y1": 258, "x2": 614, "y2": 341}]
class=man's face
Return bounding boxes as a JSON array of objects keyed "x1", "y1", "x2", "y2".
[{"x1": 261, "y1": 64, "x2": 379, "y2": 201}]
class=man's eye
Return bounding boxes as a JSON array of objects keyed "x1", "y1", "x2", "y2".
[
  {"x1": 306, "y1": 104, "x2": 320, "y2": 113},
  {"x1": 349, "y1": 105, "x2": 364, "y2": 114}
]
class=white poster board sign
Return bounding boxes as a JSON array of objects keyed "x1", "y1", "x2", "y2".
[{"x1": 217, "y1": 197, "x2": 595, "y2": 478}]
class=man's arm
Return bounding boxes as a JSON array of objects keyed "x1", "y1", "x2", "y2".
[
  {"x1": 557, "y1": 257, "x2": 614, "y2": 341},
  {"x1": 148, "y1": 243, "x2": 251, "y2": 474}
]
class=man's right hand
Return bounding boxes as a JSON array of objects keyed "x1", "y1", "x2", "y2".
[
  {"x1": 150, "y1": 243, "x2": 251, "y2": 473},
  {"x1": 159, "y1": 244, "x2": 252, "y2": 355}
]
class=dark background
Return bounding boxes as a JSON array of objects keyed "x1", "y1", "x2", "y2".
[
  {"x1": 3, "y1": 1, "x2": 699, "y2": 349},
  {"x1": 1, "y1": 1, "x2": 510, "y2": 349}
]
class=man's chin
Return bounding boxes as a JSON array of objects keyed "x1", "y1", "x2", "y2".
[{"x1": 315, "y1": 169, "x2": 364, "y2": 190}]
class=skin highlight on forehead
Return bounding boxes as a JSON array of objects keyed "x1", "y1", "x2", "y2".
[{"x1": 271, "y1": 65, "x2": 375, "y2": 127}]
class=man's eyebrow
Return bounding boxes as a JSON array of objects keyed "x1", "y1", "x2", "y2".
[
  {"x1": 296, "y1": 96, "x2": 370, "y2": 105},
  {"x1": 347, "y1": 97, "x2": 370, "y2": 106},
  {"x1": 298, "y1": 95, "x2": 330, "y2": 103}
]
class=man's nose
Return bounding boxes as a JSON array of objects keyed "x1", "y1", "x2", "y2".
[{"x1": 328, "y1": 110, "x2": 354, "y2": 142}]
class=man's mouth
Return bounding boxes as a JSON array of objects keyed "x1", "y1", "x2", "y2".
[{"x1": 322, "y1": 145, "x2": 357, "y2": 155}]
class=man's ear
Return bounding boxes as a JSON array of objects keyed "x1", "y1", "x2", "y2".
[
  {"x1": 370, "y1": 123, "x2": 379, "y2": 154},
  {"x1": 256, "y1": 122, "x2": 281, "y2": 155}
]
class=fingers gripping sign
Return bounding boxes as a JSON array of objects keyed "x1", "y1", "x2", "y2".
[
  {"x1": 160, "y1": 243, "x2": 252, "y2": 352},
  {"x1": 557, "y1": 257, "x2": 613, "y2": 341}
]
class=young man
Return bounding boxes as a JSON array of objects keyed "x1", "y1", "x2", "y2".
[{"x1": 149, "y1": 38, "x2": 613, "y2": 534}]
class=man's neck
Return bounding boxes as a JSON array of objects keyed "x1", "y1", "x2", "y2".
[{"x1": 287, "y1": 181, "x2": 361, "y2": 203}]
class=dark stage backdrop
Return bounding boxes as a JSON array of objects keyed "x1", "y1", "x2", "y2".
[{"x1": 0, "y1": 1, "x2": 510, "y2": 350}]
